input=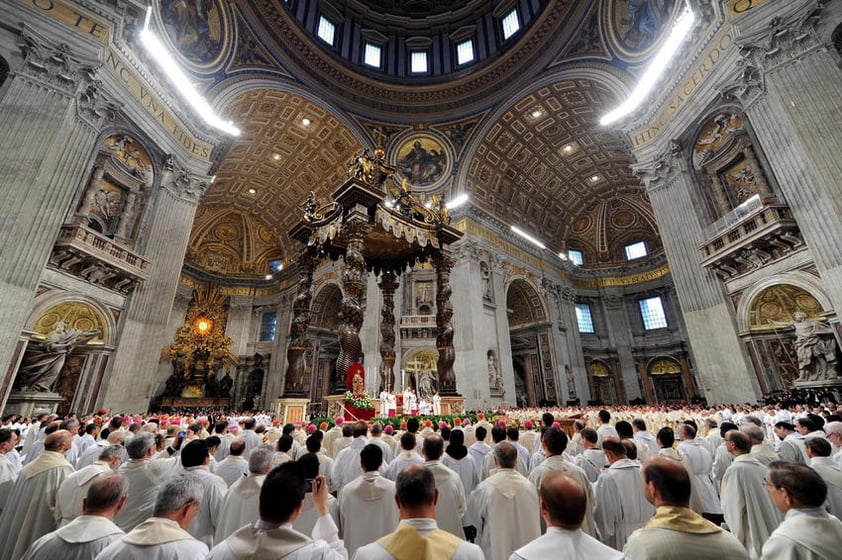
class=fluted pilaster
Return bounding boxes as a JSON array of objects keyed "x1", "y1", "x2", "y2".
[
  {"x1": 0, "y1": 29, "x2": 111, "y2": 408},
  {"x1": 100, "y1": 158, "x2": 209, "y2": 412}
]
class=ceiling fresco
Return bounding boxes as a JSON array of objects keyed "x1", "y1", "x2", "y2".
[{"x1": 185, "y1": 1, "x2": 672, "y2": 276}]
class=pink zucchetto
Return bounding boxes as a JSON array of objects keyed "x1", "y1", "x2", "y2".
[
  {"x1": 307, "y1": 424, "x2": 317, "y2": 433},
  {"x1": 335, "y1": 416, "x2": 345, "y2": 425},
  {"x1": 552, "y1": 421, "x2": 561, "y2": 428}
]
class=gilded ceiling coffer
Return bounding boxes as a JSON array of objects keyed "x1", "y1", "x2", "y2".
[{"x1": 284, "y1": 149, "x2": 463, "y2": 397}]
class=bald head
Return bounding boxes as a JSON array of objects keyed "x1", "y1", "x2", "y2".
[
  {"x1": 44, "y1": 430, "x2": 72, "y2": 453},
  {"x1": 84, "y1": 473, "x2": 128, "y2": 516},
  {"x1": 493, "y1": 441, "x2": 518, "y2": 469},
  {"x1": 540, "y1": 471, "x2": 587, "y2": 529}
]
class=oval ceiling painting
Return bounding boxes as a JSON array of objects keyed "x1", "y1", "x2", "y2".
[
  {"x1": 392, "y1": 132, "x2": 452, "y2": 191},
  {"x1": 157, "y1": 0, "x2": 230, "y2": 70},
  {"x1": 604, "y1": 0, "x2": 681, "y2": 61}
]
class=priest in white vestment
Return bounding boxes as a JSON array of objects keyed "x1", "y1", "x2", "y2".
[
  {"x1": 480, "y1": 426, "x2": 528, "y2": 480},
  {"x1": 467, "y1": 443, "x2": 540, "y2": 560},
  {"x1": 574, "y1": 427, "x2": 606, "y2": 483},
  {"x1": 294, "y1": 453, "x2": 340, "y2": 535},
  {"x1": 421, "y1": 434, "x2": 467, "y2": 538},
  {"x1": 442, "y1": 430, "x2": 479, "y2": 495},
  {"x1": 338, "y1": 444, "x2": 399, "y2": 557},
  {"x1": 115, "y1": 432, "x2": 176, "y2": 531},
  {"x1": 633, "y1": 419, "x2": 660, "y2": 458},
  {"x1": 528, "y1": 427, "x2": 596, "y2": 537},
  {"x1": 76, "y1": 431, "x2": 126, "y2": 470},
  {"x1": 512, "y1": 471, "x2": 624, "y2": 560},
  {"x1": 594, "y1": 438, "x2": 655, "y2": 551},
  {"x1": 215, "y1": 438, "x2": 250, "y2": 486},
  {"x1": 354, "y1": 464, "x2": 484, "y2": 560},
  {"x1": 334, "y1": 422, "x2": 371, "y2": 490},
  {"x1": 805, "y1": 436, "x2": 842, "y2": 520},
  {"x1": 181, "y1": 438, "x2": 228, "y2": 547},
  {"x1": 773, "y1": 422, "x2": 807, "y2": 463},
  {"x1": 22, "y1": 473, "x2": 127, "y2": 560},
  {"x1": 623, "y1": 457, "x2": 748, "y2": 560},
  {"x1": 380, "y1": 390, "x2": 390, "y2": 417},
  {"x1": 0, "y1": 429, "x2": 75, "y2": 560},
  {"x1": 761, "y1": 461, "x2": 842, "y2": 560},
  {"x1": 386, "y1": 432, "x2": 423, "y2": 480},
  {"x1": 206, "y1": 464, "x2": 347, "y2": 559},
  {"x1": 56, "y1": 444, "x2": 123, "y2": 526},
  {"x1": 0, "y1": 428, "x2": 18, "y2": 513},
  {"x1": 677, "y1": 424, "x2": 722, "y2": 518},
  {"x1": 214, "y1": 444, "x2": 273, "y2": 542},
  {"x1": 369, "y1": 423, "x2": 394, "y2": 464},
  {"x1": 95, "y1": 473, "x2": 209, "y2": 560},
  {"x1": 720, "y1": 431, "x2": 782, "y2": 559},
  {"x1": 712, "y1": 422, "x2": 738, "y2": 491}
]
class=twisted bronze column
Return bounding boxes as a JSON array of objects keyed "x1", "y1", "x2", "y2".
[
  {"x1": 283, "y1": 247, "x2": 319, "y2": 395},
  {"x1": 336, "y1": 220, "x2": 370, "y2": 386},
  {"x1": 378, "y1": 270, "x2": 398, "y2": 392},
  {"x1": 434, "y1": 250, "x2": 457, "y2": 394}
]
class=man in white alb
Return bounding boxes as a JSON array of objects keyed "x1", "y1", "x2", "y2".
[
  {"x1": 95, "y1": 473, "x2": 209, "y2": 560},
  {"x1": 56, "y1": 444, "x2": 123, "y2": 526},
  {"x1": 214, "y1": 444, "x2": 273, "y2": 542}
]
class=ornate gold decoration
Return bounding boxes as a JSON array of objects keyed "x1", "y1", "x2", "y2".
[
  {"x1": 649, "y1": 358, "x2": 681, "y2": 376},
  {"x1": 33, "y1": 302, "x2": 106, "y2": 344},
  {"x1": 748, "y1": 284, "x2": 825, "y2": 331},
  {"x1": 161, "y1": 283, "x2": 239, "y2": 397},
  {"x1": 589, "y1": 361, "x2": 611, "y2": 377}
]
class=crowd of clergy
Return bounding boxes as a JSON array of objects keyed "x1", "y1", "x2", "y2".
[{"x1": 0, "y1": 401, "x2": 842, "y2": 559}]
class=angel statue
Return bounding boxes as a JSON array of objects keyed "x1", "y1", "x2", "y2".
[
  {"x1": 15, "y1": 322, "x2": 100, "y2": 392},
  {"x1": 769, "y1": 312, "x2": 838, "y2": 382}
]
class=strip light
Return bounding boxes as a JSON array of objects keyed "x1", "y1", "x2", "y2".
[
  {"x1": 600, "y1": 5, "x2": 696, "y2": 126},
  {"x1": 446, "y1": 193, "x2": 469, "y2": 209},
  {"x1": 511, "y1": 226, "x2": 546, "y2": 250},
  {"x1": 140, "y1": 7, "x2": 240, "y2": 136}
]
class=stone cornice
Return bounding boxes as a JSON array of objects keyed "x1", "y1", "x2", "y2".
[
  {"x1": 16, "y1": 25, "x2": 101, "y2": 95},
  {"x1": 159, "y1": 155, "x2": 210, "y2": 204}
]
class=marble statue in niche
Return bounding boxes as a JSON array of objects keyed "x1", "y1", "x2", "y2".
[
  {"x1": 770, "y1": 312, "x2": 839, "y2": 382},
  {"x1": 480, "y1": 261, "x2": 493, "y2": 302},
  {"x1": 15, "y1": 322, "x2": 100, "y2": 392},
  {"x1": 488, "y1": 350, "x2": 503, "y2": 394}
]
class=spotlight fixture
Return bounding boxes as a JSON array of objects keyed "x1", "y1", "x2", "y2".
[
  {"x1": 600, "y1": 5, "x2": 695, "y2": 125},
  {"x1": 247, "y1": 188, "x2": 257, "y2": 194},
  {"x1": 273, "y1": 154, "x2": 281, "y2": 160},
  {"x1": 140, "y1": 8, "x2": 240, "y2": 136},
  {"x1": 590, "y1": 175, "x2": 600, "y2": 183},
  {"x1": 302, "y1": 118, "x2": 311, "y2": 126},
  {"x1": 562, "y1": 144, "x2": 575, "y2": 154},
  {"x1": 265, "y1": 274, "x2": 273, "y2": 280},
  {"x1": 531, "y1": 110, "x2": 543, "y2": 118},
  {"x1": 510, "y1": 226, "x2": 546, "y2": 249},
  {"x1": 446, "y1": 193, "x2": 469, "y2": 209}
]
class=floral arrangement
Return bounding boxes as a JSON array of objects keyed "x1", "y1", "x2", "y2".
[{"x1": 344, "y1": 391, "x2": 374, "y2": 410}]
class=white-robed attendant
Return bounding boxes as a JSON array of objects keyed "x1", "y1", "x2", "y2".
[
  {"x1": 467, "y1": 443, "x2": 541, "y2": 560},
  {"x1": 761, "y1": 462, "x2": 842, "y2": 560},
  {"x1": 180, "y1": 439, "x2": 228, "y2": 548},
  {"x1": 115, "y1": 432, "x2": 178, "y2": 532},
  {"x1": 380, "y1": 390, "x2": 390, "y2": 418},
  {"x1": 0, "y1": 429, "x2": 18, "y2": 513},
  {"x1": 56, "y1": 445, "x2": 123, "y2": 526},
  {"x1": 22, "y1": 473, "x2": 127, "y2": 560},
  {"x1": 512, "y1": 471, "x2": 624, "y2": 560},
  {"x1": 0, "y1": 430, "x2": 75, "y2": 560},
  {"x1": 442, "y1": 430, "x2": 479, "y2": 496},
  {"x1": 422, "y1": 435, "x2": 467, "y2": 538},
  {"x1": 805, "y1": 436, "x2": 842, "y2": 520},
  {"x1": 214, "y1": 439, "x2": 249, "y2": 486},
  {"x1": 528, "y1": 427, "x2": 597, "y2": 537},
  {"x1": 206, "y1": 467, "x2": 347, "y2": 560},
  {"x1": 214, "y1": 445, "x2": 273, "y2": 542},
  {"x1": 293, "y1": 454, "x2": 340, "y2": 536},
  {"x1": 338, "y1": 444, "x2": 398, "y2": 557},
  {"x1": 94, "y1": 473, "x2": 209, "y2": 560},
  {"x1": 594, "y1": 438, "x2": 655, "y2": 551},
  {"x1": 720, "y1": 431, "x2": 782, "y2": 559},
  {"x1": 385, "y1": 432, "x2": 423, "y2": 480},
  {"x1": 677, "y1": 425, "x2": 722, "y2": 518}
]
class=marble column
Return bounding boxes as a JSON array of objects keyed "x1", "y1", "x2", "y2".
[
  {"x1": 336, "y1": 218, "x2": 370, "y2": 387},
  {"x1": 725, "y1": 5, "x2": 842, "y2": 315},
  {"x1": 283, "y1": 248, "x2": 319, "y2": 396},
  {"x1": 0, "y1": 29, "x2": 113, "y2": 409},
  {"x1": 638, "y1": 150, "x2": 759, "y2": 404},
  {"x1": 99, "y1": 157, "x2": 209, "y2": 412}
]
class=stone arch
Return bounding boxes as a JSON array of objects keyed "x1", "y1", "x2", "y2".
[
  {"x1": 26, "y1": 292, "x2": 116, "y2": 348},
  {"x1": 311, "y1": 283, "x2": 343, "y2": 330},
  {"x1": 832, "y1": 23, "x2": 842, "y2": 61},
  {"x1": 505, "y1": 277, "x2": 548, "y2": 327},
  {"x1": 736, "y1": 272, "x2": 833, "y2": 334}
]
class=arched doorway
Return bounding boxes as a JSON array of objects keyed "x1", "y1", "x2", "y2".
[
  {"x1": 588, "y1": 360, "x2": 618, "y2": 405},
  {"x1": 506, "y1": 278, "x2": 557, "y2": 407},
  {"x1": 648, "y1": 357, "x2": 686, "y2": 405},
  {"x1": 309, "y1": 283, "x2": 343, "y2": 408}
]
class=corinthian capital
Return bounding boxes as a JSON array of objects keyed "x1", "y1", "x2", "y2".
[
  {"x1": 17, "y1": 26, "x2": 99, "y2": 95},
  {"x1": 734, "y1": 1, "x2": 826, "y2": 72},
  {"x1": 160, "y1": 155, "x2": 209, "y2": 204},
  {"x1": 632, "y1": 140, "x2": 684, "y2": 193}
]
